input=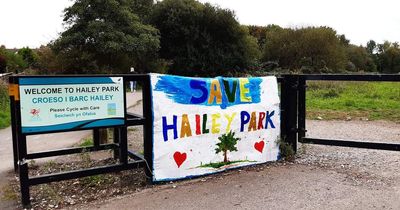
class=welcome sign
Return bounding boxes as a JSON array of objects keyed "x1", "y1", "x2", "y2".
[
  {"x1": 150, "y1": 74, "x2": 280, "y2": 181},
  {"x1": 19, "y1": 77, "x2": 125, "y2": 134}
]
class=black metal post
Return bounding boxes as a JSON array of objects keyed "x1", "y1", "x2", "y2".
[
  {"x1": 93, "y1": 128, "x2": 100, "y2": 148},
  {"x1": 15, "y1": 94, "x2": 31, "y2": 208},
  {"x1": 298, "y1": 76, "x2": 306, "y2": 142},
  {"x1": 119, "y1": 127, "x2": 128, "y2": 164},
  {"x1": 280, "y1": 80, "x2": 286, "y2": 149},
  {"x1": 9, "y1": 77, "x2": 19, "y2": 172},
  {"x1": 18, "y1": 134, "x2": 30, "y2": 207},
  {"x1": 113, "y1": 127, "x2": 120, "y2": 159},
  {"x1": 280, "y1": 75, "x2": 299, "y2": 153},
  {"x1": 142, "y1": 76, "x2": 154, "y2": 181}
]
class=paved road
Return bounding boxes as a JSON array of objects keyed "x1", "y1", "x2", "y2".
[{"x1": 0, "y1": 92, "x2": 141, "y2": 209}]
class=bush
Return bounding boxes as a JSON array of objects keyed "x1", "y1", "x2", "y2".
[
  {"x1": 0, "y1": 80, "x2": 10, "y2": 129},
  {"x1": 0, "y1": 46, "x2": 27, "y2": 73},
  {"x1": 278, "y1": 139, "x2": 295, "y2": 161},
  {"x1": 0, "y1": 55, "x2": 6, "y2": 73}
]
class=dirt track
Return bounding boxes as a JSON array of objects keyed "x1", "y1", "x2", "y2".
[{"x1": 76, "y1": 119, "x2": 400, "y2": 210}]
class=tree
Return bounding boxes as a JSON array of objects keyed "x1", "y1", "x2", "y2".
[
  {"x1": 376, "y1": 41, "x2": 400, "y2": 73},
  {"x1": 36, "y1": 45, "x2": 65, "y2": 74},
  {"x1": 215, "y1": 131, "x2": 241, "y2": 163},
  {"x1": 128, "y1": 0, "x2": 154, "y2": 23},
  {"x1": 52, "y1": 0, "x2": 160, "y2": 74},
  {"x1": 338, "y1": 34, "x2": 350, "y2": 46},
  {"x1": 262, "y1": 26, "x2": 347, "y2": 73},
  {"x1": 18, "y1": 47, "x2": 39, "y2": 68},
  {"x1": 150, "y1": 0, "x2": 260, "y2": 76},
  {"x1": 0, "y1": 46, "x2": 27, "y2": 73},
  {"x1": 0, "y1": 55, "x2": 6, "y2": 73},
  {"x1": 346, "y1": 45, "x2": 376, "y2": 72},
  {"x1": 248, "y1": 24, "x2": 282, "y2": 52},
  {"x1": 366, "y1": 40, "x2": 377, "y2": 55}
]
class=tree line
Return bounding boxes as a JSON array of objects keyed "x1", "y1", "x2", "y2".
[{"x1": 1, "y1": 0, "x2": 400, "y2": 76}]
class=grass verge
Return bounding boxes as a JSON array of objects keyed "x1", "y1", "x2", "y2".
[
  {"x1": 307, "y1": 81, "x2": 400, "y2": 122},
  {"x1": 0, "y1": 80, "x2": 10, "y2": 129}
]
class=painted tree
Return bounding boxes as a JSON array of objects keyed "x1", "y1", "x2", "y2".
[{"x1": 215, "y1": 131, "x2": 241, "y2": 163}]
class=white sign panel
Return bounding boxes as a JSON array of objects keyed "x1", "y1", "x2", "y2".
[
  {"x1": 150, "y1": 74, "x2": 280, "y2": 181},
  {"x1": 19, "y1": 77, "x2": 125, "y2": 133}
]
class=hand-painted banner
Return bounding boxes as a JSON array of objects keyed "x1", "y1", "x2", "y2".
[
  {"x1": 19, "y1": 77, "x2": 125, "y2": 134},
  {"x1": 150, "y1": 74, "x2": 280, "y2": 181}
]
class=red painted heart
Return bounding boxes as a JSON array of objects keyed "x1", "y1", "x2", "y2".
[
  {"x1": 173, "y1": 152, "x2": 187, "y2": 168},
  {"x1": 254, "y1": 141, "x2": 265, "y2": 153}
]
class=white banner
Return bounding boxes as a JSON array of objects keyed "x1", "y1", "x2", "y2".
[{"x1": 150, "y1": 74, "x2": 280, "y2": 181}]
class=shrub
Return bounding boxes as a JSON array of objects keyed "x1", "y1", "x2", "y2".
[{"x1": 0, "y1": 80, "x2": 10, "y2": 128}]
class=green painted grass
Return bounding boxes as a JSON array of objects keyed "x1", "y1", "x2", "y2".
[
  {"x1": 307, "y1": 81, "x2": 400, "y2": 122},
  {"x1": 199, "y1": 160, "x2": 256, "y2": 169}
]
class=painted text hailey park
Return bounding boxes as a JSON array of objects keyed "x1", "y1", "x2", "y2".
[{"x1": 158, "y1": 77, "x2": 277, "y2": 142}]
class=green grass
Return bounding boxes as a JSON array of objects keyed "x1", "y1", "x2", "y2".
[
  {"x1": 79, "y1": 137, "x2": 94, "y2": 147},
  {"x1": 199, "y1": 160, "x2": 255, "y2": 168},
  {"x1": 307, "y1": 81, "x2": 400, "y2": 122},
  {"x1": 0, "y1": 81, "x2": 10, "y2": 129}
]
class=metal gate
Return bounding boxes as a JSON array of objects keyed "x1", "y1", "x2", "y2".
[
  {"x1": 8, "y1": 73, "x2": 400, "y2": 208},
  {"x1": 283, "y1": 74, "x2": 400, "y2": 151}
]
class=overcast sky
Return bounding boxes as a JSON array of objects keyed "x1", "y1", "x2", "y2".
[{"x1": 1, "y1": 0, "x2": 399, "y2": 48}]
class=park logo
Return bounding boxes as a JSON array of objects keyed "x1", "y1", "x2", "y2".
[
  {"x1": 29, "y1": 108, "x2": 41, "y2": 122},
  {"x1": 107, "y1": 103, "x2": 117, "y2": 115}
]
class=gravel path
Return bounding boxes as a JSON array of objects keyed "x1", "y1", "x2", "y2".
[
  {"x1": 297, "y1": 120, "x2": 400, "y2": 190},
  {"x1": 307, "y1": 120, "x2": 400, "y2": 143}
]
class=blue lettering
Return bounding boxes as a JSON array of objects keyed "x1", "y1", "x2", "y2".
[
  {"x1": 240, "y1": 111, "x2": 250, "y2": 132},
  {"x1": 162, "y1": 115, "x2": 178, "y2": 141},
  {"x1": 190, "y1": 80, "x2": 208, "y2": 104},
  {"x1": 265, "y1": 111, "x2": 276, "y2": 129}
]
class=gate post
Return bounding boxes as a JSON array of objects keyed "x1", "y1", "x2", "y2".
[
  {"x1": 298, "y1": 76, "x2": 306, "y2": 142},
  {"x1": 9, "y1": 77, "x2": 19, "y2": 172},
  {"x1": 113, "y1": 127, "x2": 120, "y2": 159},
  {"x1": 280, "y1": 75, "x2": 299, "y2": 153},
  {"x1": 93, "y1": 128, "x2": 100, "y2": 148},
  {"x1": 142, "y1": 75, "x2": 154, "y2": 181},
  {"x1": 18, "y1": 135, "x2": 30, "y2": 207}
]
